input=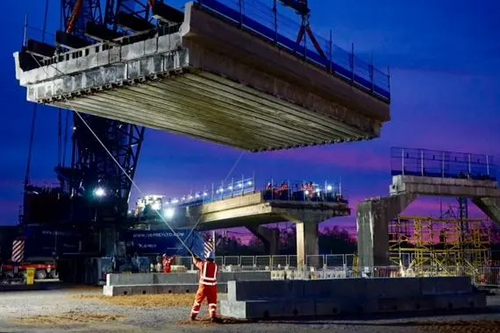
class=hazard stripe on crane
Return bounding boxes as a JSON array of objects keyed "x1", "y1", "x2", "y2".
[{"x1": 12, "y1": 240, "x2": 25, "y2": 263}]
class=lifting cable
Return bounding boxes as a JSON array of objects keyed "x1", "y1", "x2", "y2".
[{"x1": 29, "y1": 53, "x2": 245, "y2": 258}]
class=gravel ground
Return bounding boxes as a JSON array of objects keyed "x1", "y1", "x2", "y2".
[{"x1": 0, "y1": 287, "x2": 499, "y2": 333}]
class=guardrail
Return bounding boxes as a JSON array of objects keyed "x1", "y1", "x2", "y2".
[
  {"x1": 390, "y1": 147, "x2": 497, "y2": 181},
  {"x1": 197, "y1": 0, "x2": 390, "y2": 101}
]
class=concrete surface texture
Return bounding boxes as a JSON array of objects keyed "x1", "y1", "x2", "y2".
[
  {"x1": 14, "y1": 3, "x2": 389, "y2": 152},
  {"x1": 357, "y1": 176, "x2": 500, "y2": 268},
  {"x1": 220, "y1": 277, "x2": 486, "y2": 320},
  {"x1": 1, "y1": 286, "x2": 499, "y2": 333}
]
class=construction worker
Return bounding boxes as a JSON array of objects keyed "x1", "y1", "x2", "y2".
[
  {"x1": 190, "y1": 251, "x2": 218, "y2": 322},
  {"x1": 162, "y1": 254, "x2": 175, "y2": 274}
]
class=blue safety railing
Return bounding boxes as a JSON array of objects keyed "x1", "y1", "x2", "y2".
[
  {"x1": 390, "y1": 147, "x2": 497, "y2": 181},
  {"x1": 163, "y1": 176, "x2": 256, "y2": 208},
  {"x1": 262, "y1": 179, "x2": 346, "y2": 203},
  {"x1": 162, "y1": 176, "x2": 348, "y2": 212},
  {"x1": 196, "y1": 0, "x2": 390, "y2": 101}
]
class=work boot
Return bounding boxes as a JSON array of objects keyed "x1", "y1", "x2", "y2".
[
  {"x1": 190, "y1": 315, "x2": 196, "y2": 321},
  {"x1": 210, "y1": 317, "x2": 217, "y2": 323}
]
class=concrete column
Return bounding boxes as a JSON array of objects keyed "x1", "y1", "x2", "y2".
[
  {"x1": 356, "y1": 194, "x2": 416, "y2": 270},
  {"x1": 296, "y1": 221, "x2": 319, "y2": 270},
  {"x1": 246, "y1": 226, "x2": 279, "y2": 255},
  {"x1": 473, "y1": 197, "x2": 500, "y2": 225}
]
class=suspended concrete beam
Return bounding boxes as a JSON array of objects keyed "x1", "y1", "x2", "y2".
[
  {"x1": 357, "y1": 194, "x2": 416, "y2": 269},
  {"x1": 247, "y1": 225, "x2": 279, "y2": 256},
  {"x1": 13, "y1": 2, "x2": 390, "y2": 152}
]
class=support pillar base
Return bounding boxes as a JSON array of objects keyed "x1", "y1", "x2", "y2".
[{"x1": 357, "y1": 194, "x2": 416, "y2": 270}]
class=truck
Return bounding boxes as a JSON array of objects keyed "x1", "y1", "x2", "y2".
[{"x1": 0, "y1": 225, "x2": 81, "y2": 281}]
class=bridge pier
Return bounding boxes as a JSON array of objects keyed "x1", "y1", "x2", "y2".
[
  {"x1": 295, "y1": 221, "x2": 319, "y2": 269},
  {"x1": 356, "y1": 194, "x2": 416, "y2": 269},
  {"x1": 246, "y1": 225, "x2": 279, "y2": 255}
]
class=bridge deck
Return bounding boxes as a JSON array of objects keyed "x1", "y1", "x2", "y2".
[{"x1": 14, "y1": 2, "x2": 390, "y2": 152}]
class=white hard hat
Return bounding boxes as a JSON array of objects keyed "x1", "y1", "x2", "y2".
[{"x1": 206, "y1": 251, "x2": 215, "y2": 260}]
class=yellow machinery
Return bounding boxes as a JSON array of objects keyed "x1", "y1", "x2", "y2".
[{"x1": 389, "y1": 216, "x2": 491, "y2": 277}]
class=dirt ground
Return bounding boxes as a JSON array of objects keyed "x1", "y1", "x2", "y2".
[
  {"x1": 72, "y1": 293, "x2": 213, "y2": 307},
  {"x1": 417, "y1": 320, "x2": 500, "y2": 333},
  {"x1": 14, "y1": 312, "x2": 125, "y2": 326}
]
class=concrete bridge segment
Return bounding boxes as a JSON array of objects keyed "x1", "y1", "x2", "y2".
[
  {"x1": 14, "y1": 1, "x2": 390, "y2": 152},
  {"x1": 357, "y1": 175, "x2": 500, "y2": 269},
  {"x1": 169, "y1": 192, "x2": 350, "y2": 268}
]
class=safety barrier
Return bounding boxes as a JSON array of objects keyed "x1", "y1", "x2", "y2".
[
  {"x1": 390, "y1": 147, "x2": 496, "y2": 181},
  {"x1": 197, "y1": 0, "x2": 391, "y2": 101}
]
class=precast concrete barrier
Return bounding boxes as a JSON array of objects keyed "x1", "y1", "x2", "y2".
[
  {"x1": 103, "y1": 271, "x2": 272, "y2": 296},
  {"x1": 220, "y1": 277, "x2": 487, "y2": 319}
]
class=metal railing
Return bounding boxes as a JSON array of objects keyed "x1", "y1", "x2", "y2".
[
  {"x1": 390, "y1": 147, "x2": 497, "y2": 181},
  {"x1": 197, "y1": 0, "x2": 390, "y2": 101},
  {"x1": 130, "y1": 254, "x2": 500, "y2": 287}
]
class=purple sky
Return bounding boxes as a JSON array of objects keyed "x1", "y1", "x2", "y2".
[{"x1": 0, "y1": 0, "x2": 499, "y2": 230}]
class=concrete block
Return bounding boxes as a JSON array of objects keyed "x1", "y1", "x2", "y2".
[
  {"x1": 302, "y1": 279, "x2": 366, "y2": 298},
  {"x1": 366, "y1": 278, "x2": 420, "y2": 298},
  {"x1": 420, "y1": 277, "x2": 471, "y2": 295},
  {"x1": 102, "y1": 283, "x2": 228, "y2": 296},
  {"x1": 227, "y1": 280, "x2": 292, "y2": 301}
]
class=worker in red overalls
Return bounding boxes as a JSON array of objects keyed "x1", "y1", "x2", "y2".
[
  {"x1": 162, "y1": 254, "x2": 175, "y2": 274},
  {"x1": 190, "y1": 251, "x2": 218, "y2": 322}
]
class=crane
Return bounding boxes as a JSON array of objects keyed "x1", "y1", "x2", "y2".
[
  {"x1": 21, "y1": 0, "x2": 321, "y2": 225},
  {"x1": 55, "y1": 0, "x2": 160, "y2": 223}
]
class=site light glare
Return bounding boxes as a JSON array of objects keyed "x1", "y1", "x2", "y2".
[
  {"x1": 228, "y1": 186, "x2": 233, "y2": 190},
  {"x1": 247, "y1": 181, "x2": 252, "y2": 186},
  {"x1": 151, "y1": 202, "x2": 161, "y2": 211},
  {"x1": 304, "y1": 190, "x2": 310, "y2": 195},
  {"x1": 171, "y1": 198, "x2": 179, "y2": 204},
  {"x1": 327, "y1": 185, "x2": 333, "y2": 191},
  {"x1": 195, "y1": 194, "x2": 200, "y2": 198},
  {"x1": 164, "y1": 208, "x2": 175, "y2": 219},
  {"x1": 203, "y1": 192, "x2": 208, "y2": 196},
  {"x1": 94, "y1": 187, "x2": 106, "y2": 197}
]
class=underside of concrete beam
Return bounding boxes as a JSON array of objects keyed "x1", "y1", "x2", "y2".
[
  {"x1": 357, "y1": 194, "x2": 417, "y2": 268},
  {"x1": 472, "y1": 197, "x2": 500, "y2": 225}
]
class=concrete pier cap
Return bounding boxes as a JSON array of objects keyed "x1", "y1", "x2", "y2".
[{"x1": 14, "y1": 0, "x2": 390, "y2": 152}]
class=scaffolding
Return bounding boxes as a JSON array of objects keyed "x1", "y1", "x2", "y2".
[{"x1": 389, "y1": 215, "x2": 492, "y2": 276}]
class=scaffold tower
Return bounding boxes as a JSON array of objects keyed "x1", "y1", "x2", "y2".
[{"x1": 389, "y1": 215, "x2": 492, "y2": 276}]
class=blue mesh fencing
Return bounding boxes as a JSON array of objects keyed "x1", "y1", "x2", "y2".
[{"x1": 197, "y1": 0, "x2": 390, "y2": 101}]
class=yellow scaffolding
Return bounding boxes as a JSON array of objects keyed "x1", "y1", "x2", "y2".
[{"x1": 389, "y1": 216, "x2": 492, "y2": 277}]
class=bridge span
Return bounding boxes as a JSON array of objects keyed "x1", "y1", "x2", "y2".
[
  {"x1": 14, "y1": 0, "x2": 390, "y2": 152},
  {"x1": 133, "y1": 177, "x2": 350, "y2": 268}
]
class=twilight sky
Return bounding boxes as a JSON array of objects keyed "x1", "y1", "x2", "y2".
[{"x1": 0, "y1": 0, "x2": 499, "y2": 230}]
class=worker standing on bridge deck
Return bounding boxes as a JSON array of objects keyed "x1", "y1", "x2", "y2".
[
  {"x1": 190, "y1": 251, "x2": 218, "y2": 322},
  {"x1": 162, "y1": 254, "x2": 175, "y2": 273}
]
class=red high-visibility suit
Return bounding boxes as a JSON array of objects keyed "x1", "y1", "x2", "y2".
[
  {"x1": 162, "y1": 257, "x2": 174, "y2": 273},
  {"x1": 190, "y1": 258, "x2": 218, "y2": 320}
]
